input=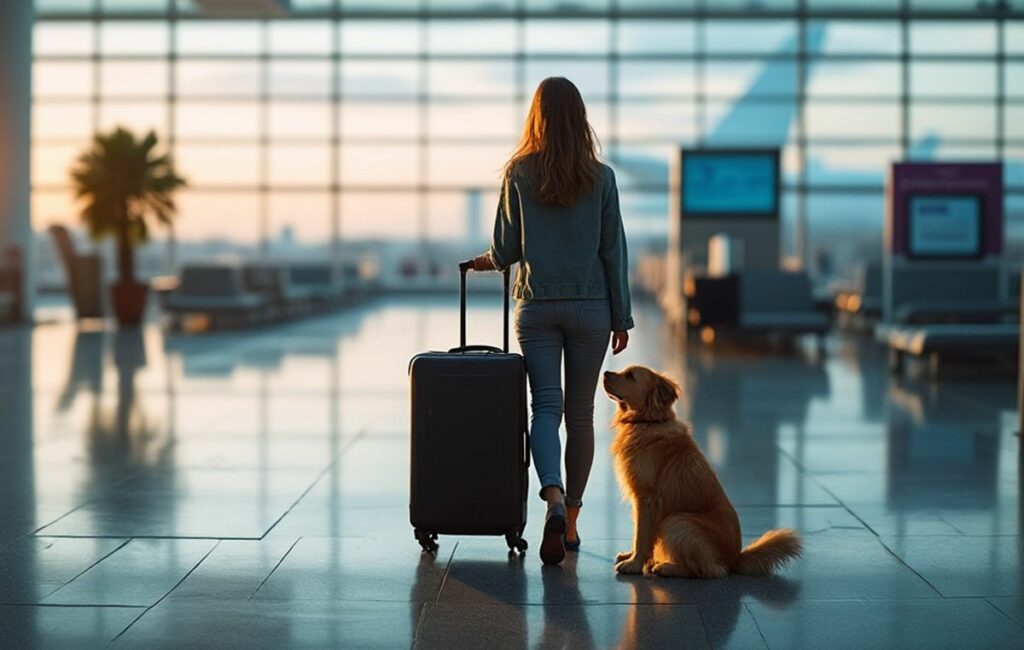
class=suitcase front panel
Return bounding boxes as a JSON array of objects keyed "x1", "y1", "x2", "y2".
[{"x1": 409, "y1": 352, "x2": 527, "y2": 535}]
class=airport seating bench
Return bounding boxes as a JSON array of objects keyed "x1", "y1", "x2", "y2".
[
  {"x1": 163, "y1": 264, "x2": 269, "y2": 328},
  {"x1": 887, "y1": 323, "x2": 1020, "y2": 377},
  {"x1": 243, "y1": 264, "x2": 316, "y2": 320},
  {"x1": 738, "y1": 270, "x2": 830, "y2": 336},
  {"x1": 288, "y1": 263, "x2": 343, "y2": 309}
]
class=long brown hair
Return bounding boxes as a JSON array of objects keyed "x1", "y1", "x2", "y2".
[{"x1": 504, "y1": 77, "x2": 602, "y2": 207}]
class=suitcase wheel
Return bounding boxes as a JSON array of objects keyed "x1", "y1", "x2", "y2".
[
  {"x1": 414, "y1": 528, "x2": 439, "y2": 554},
  {"x1": 505, "y1": 533, "x2": 528, "y2": 554}
]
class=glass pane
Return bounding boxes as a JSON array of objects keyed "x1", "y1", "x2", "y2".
[
  {"x1": 33, "y1": 103, "x2": 94, "y2": 140},
  {"x1": 339, "y1": 191, "x2": 417, "y2": 240},
  {"x1": 704, "y1": 61, "x2": 797, "y2": 99},
  {"x1": 427, "y1": 20, "x2": 516, "y2": 54},
  {"x1": 607, "y1": 143, "x2": 673, "y2": 191},
  {"x1": 807, "y1": 20, "x2": 901, "y2": 55},
  {"x1": 425, "y1": 189, "x2": 499, "y2": 244},
  {"x1": 176, "y1": 101, "x2": 261, "y2": 138},
  {"x1": 101, "y1": 0, "x2": 170, "y2": 11},
  {"x1": 524, "y1": 0, "x2": 610, "y2": 9},
  {"x1": 177, "y1": 21, "x2": 262, "y2": 55},
  {"x1": 706, "y1": 20, "x2": 797, "y2": 55},
  {"x1": 98, "y1": 101, "x2": 168, "y2": 134},
  {"x1": 268, "y1": 20, "x2": 334, "y2": 54},
  {"x1": 341, "y1": 102, "x2": 419, "y2": 139},
  {"x1": 341, "y1": 21, "x2": 421, "y2": 54},
  {"x1": 268, "y1": 192, "x2": 332, "y2": 249},
  {"x1": 1009, "y1": 23, "x2": 1024, "y2": 54},
  {"x1": 426, "y1": 144, "x2": 510, "y2": 186},
  {"x1": 33, "y1": 143, "x2": 81, "y2": 186},
  {"x1": 100, "y1": 21, "x2": 169, "y2": 54},
  {"x1": 34, "y1": 23, "x2": 94, "y2": 55},
  {"x1": 340, "y1": 144, "x2": 418, "y2": 187},
  {"x1": 524, "y1": 60, "x2": 608, "y2": 99},
  {"x1": 1006, "y1": 105, "x2": 1024, "y2": 139},
  {"x1": 1005, "y1": 148, "x2": 1024, "y2": 188},
  {"x1": 805, "y1": 102, "x2": 900, "y2": 139},
  {"x1": 1006, "y1": 63, "x2": 1024, "y2": 98},
  {"x1": 616, "y1": 102, "x2": 697, "y2": 140},
  {"x1": 268, "y1": 102, "x2": 333, "y2": 139},
  {"x1": 32, "y1": 190, "x2": 80, "y2": 230},
  {"x1": 905, "y1": 142, "x2": 998, "y2": 161},
  {"x1": 805, "y1": 145, "x2": 897, "y2": 188},
  {"x1": 805, "y1": 61, "x2": 900, "y2": 98},
  {"x1": 176, "y1": 60, "x2": 261, "y2": 97},
  {"x1": 910, "y1": 21, "x2": 996, "y2": 55},
  {"x1": 269, "y1": 61, "x2": 332, "y2": 97},
  {"x1": 910, "y1": 62, "x2": 996, "y2": 97},
  {"x1": 100, "y1": 61, "x2": 169, "y2": 97},
  {"x1": 704, "y1": 99, "x2": 797, "y2": 145},
  {"x1": 341, "y1": 61, "x2": 419, "y2": 97},
  {"x1": 269, "y1": 144, "x2": 332, "y2": 187},
  {"x1": 526, "y1": 20, "x2": 610, "y2": 54},
  {"x1": 910, "y1": 104, "x2": 996, "y2": 140},
  {"x1": 428, "y1": 103, "x2": 518, "y2": 139},
  {"x1": 35, "y1": 0, "x2": 97, "y2": 13},
  {"x1": 175, "y1": 191, "x2": 261, "y2": 245},
  {"x1": 617, "y1": 20, "x2": 695, "y2": 54},
  {"x1": 34, "y1": 61, "x2": 93, "y2": 98},
  {"x1": 806, "y1": 0, "x2": 900, "y2": 11},
  {"x1": 173, "y1": 144, "x2": 259, "y2": 187},
  {"x1": 428, "y1": 61, "x2": 516, "y2": 97},
  {"x1": 617, "y1": 61, "x2": 696, "y2": 97}
]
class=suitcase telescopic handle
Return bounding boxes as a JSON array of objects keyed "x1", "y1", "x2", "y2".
[{"x1": 457, "y1": 259, "x2": 510, "y2": 353}]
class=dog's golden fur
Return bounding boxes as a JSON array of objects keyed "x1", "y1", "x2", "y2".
[{"x1": 604, "y1": 365, "x2": 802, "y2": 578}]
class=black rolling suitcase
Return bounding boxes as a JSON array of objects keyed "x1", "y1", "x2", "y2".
[{"x1": 409, "y1": 261, "x2": 529, "y2": 554}]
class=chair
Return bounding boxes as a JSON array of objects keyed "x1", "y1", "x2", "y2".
[
  {"x1": 48, "y1": 225, "x2": 103, "y2": 319},
  {"x1": 163, "y1": 264, "x2": 269, "y2": 328}
]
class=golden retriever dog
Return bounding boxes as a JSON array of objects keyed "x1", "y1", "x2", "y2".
[{"x1": 603, "y1": 365, "x2": 802, "y2": 578}]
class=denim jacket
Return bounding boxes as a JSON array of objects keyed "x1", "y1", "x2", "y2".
[{"x1": 488, "y1": 162, "x2": 634, "y2": 332}]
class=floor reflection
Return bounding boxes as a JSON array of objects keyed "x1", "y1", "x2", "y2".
[{"x1": 0, "y1": 297, "x2": 1021, "y2": 647}]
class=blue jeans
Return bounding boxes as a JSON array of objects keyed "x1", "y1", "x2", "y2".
[{"x1": 514, "y1": 298, "x2": 610, "y2": 503}]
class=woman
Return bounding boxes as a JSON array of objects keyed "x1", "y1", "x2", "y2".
[{"x1": 470, "y1": 77, "x2": 633, "y2": 565}]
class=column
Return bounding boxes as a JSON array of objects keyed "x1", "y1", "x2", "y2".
[{"x1": 0, "y1": 1, "x2": 35, "y2": 320}]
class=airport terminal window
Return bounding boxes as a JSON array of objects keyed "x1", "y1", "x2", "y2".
[
  {"x1": 269, "y1": 102, "x2": 334, "y2": 139},
  {"x1": 28, "y1": 2, "x2": 1024, "y2": 281},
  {"x1": 427, "y1": 20, "x2": 517, "y2": 54},
  {"x1": 617, "y1": 21, "x2": 696, "y2": 54},
  {"x1": 340, "y1": 102, "x2": 419, "y2": 139},
  {"x1": 97, "y1": 102, "x2": 169, "y2": 135},
  {"x1": 340, "y1": 145, "x2": 419, "y2": 188},
  {"x1": 176, "y1": 60, "x2": 262, "y2": 97},
  {"x1": 174, "y1": 144, "x2": 262, "y2": 188},
  {"x1": 32, "y1": 103, "x2": 93, "y2": 140},
  {"x1": 525, "y1": 20, "x2": 611, "y2": 54}
]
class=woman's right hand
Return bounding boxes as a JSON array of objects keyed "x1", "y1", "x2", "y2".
[{"x1": 611, "y1": 330, "x2": 629, "y2": 355}]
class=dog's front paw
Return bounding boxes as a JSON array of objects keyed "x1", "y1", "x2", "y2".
[
  {"x1": 614, "y1": 557, "x2": 645, "y2": 575},
  {"x1": 615, "y1": 551, "x2": 634, "y2": 563}
]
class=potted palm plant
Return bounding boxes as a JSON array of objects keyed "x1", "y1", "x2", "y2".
[{"x1": 71, "y1": 127, "x2": 186, "y2": 327}]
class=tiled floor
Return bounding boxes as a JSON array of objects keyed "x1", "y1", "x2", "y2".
[{"x1": 0, "y1": 295, "x2": 1021, "y2": 648}]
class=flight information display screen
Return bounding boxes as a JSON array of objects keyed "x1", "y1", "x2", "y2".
[
  {"x1": 907, "y1": 194, "x2": 983, "y2": 259},
  {"x1": 682, "y1": 151, "x2": 779, "y2": 217}
]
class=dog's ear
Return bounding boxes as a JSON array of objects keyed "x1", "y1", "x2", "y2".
[{"x1": 642, "y1": 373, "x2": 681, "y2": 419}]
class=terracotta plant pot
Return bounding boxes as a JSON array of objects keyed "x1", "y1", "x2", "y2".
[{"x1": 110, "y1": 281, "x2": 149, "y2": 327}]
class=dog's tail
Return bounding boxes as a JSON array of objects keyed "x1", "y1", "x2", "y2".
[{"x1": 732, "y1": 529, "x2": 802, "y2": 576}]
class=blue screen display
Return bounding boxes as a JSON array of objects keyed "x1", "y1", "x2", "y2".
[
  {"x1": 908, "y1": 195, "x2": 982, "y2": 258},
  {"x1": 682, "y1": 153, "x2": 778, "y2": 216}
]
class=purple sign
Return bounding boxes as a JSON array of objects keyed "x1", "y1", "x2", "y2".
[{"x1": 888, "y1": 162, "x2": 1003, "y2": 257}]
